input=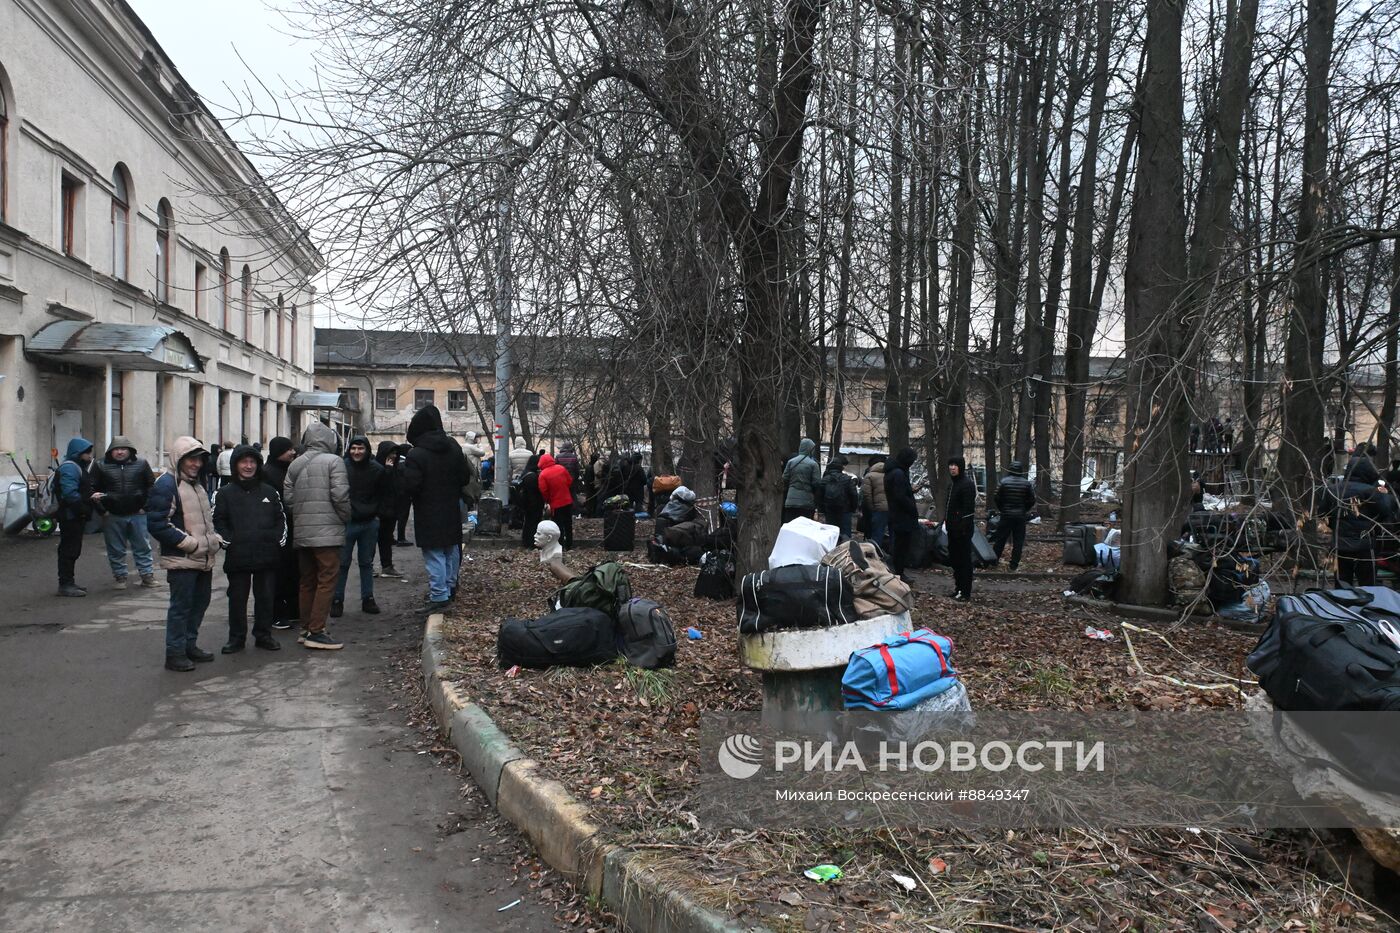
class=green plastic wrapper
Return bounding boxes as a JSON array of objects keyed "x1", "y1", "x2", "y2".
[{"x1": 803, "y1": 864, "x2": 843, "y2": 883}]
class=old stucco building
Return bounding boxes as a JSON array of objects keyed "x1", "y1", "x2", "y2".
[{"x1": 0, "y1": 0, "x2": 321, "y2": 501}]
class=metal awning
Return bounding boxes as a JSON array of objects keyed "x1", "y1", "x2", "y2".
[
  {"x1": 26, "y1": 321, "x2": 204, "y2": 373},
  {"x1": 288, "y1": 390, "x2": 357, "y2": 411}
]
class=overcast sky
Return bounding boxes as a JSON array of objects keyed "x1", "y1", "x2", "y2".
[{"x1": 124, "y1": 0, "x2": 362, "y2": 325}]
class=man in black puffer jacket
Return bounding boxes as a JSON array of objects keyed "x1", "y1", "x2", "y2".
[
  {"x1": 213, "y1": 445, "x2": 286, "y2": 653},
  {"x1": 403, "y1": 406, "x2": 467, "y2": 610},
  {"x1": 333, "y1": 435, "x2": 387, "y2": 617},
  {"x1": 991, "y1": 460, "x2": 1036, "y2": 571},
  {"x1": 261, "y1": 436, "x2": 300, "y2": 630},
  {"x1": 884, "y1": 447, "x2": 920, "y2": 579},
  {"x1": 1323, "y1": 456, "x2": 1396, "y2": 586},
  {"x1": 375, "y1": 441, "x2": 409, "y2": 579},
  {"x1": 92, "y1": 435, "x2": 157, "y2": 589},
  {"x1": 944, "y1": 456, "x2": 978, "y2": 601}
]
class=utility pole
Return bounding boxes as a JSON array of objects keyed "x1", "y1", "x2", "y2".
[{"x1": 493, "y1": 101, "x2": 517, "y2": 502}]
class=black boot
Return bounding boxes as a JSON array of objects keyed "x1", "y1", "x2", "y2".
[
  {"x1": 254, "y1": 636, "x2": 281, "y2": 651},
  {"x1": 221, "y1": 640, "x2": 246, "y2": 654},
  {"x1": 187, "y1": 645, "x2": 215, "y2": 663},
  {"x1": 165, "y1": 655, "x2": 196, "y2": 672},
  {"x1": 362, "y1": 597, "x2": 381, "y2": 614},
  {"x1": 330, "y1": 600, "x2": 344, "y2": 619}
]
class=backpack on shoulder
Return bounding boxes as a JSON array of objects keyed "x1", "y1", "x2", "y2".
[{"x1": 618, "y1": 598, "x2": 677, "y2": 669}]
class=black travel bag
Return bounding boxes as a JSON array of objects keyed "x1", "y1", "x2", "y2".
[
  {"x1": 972, "y1": 528, "x2": 998, "y2": 567},
  {"x1": 497, "y1": 608, "x2": 618, "y2": 669},
  {"x1": 476, "y1": 495, "x2": 503, "y2": 536},
  {"x1": 617, "y1": 598, "x2": 677, "y2": 669},
  {"x1": 738, "y1": 564, "x2": 856, "y2": 635},
  {"x1": 694, "y1": 550, "x2": 736, "y2": 600},
  {"x1": 603, "y1": 509, "x2": 636, "y2": 551},
  {"x1": 1063, "y1": 523, "x2": 1096, "y2": 566}
]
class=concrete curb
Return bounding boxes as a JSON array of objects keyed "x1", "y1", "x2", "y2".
[{"x1": 421, "y1": 614, "x2": 762, "y2": 932}]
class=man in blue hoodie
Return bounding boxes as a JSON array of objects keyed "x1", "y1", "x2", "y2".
[{"x1": 56, "y1": 437, "x2": 97, "y2": 597}]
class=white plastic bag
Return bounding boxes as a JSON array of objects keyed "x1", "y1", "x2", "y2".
[{"x1": 768, "y1": 517, "x2": 840, "y2": 569}]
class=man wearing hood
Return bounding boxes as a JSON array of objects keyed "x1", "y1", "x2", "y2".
[
  {"x1": 92, "y1": 435, "x2": 157, "y2": 589},
  {"x1": 944, "y1": 456, "x2": 978, "y2": 600},
  {"x1": 212, "y1": 445, "x2": 285, "y2": 652},
  {"x1": 402, "y1": 405, "x2": 467, "y2": 610},
  {"x1": 146, "y1": 437, "x2": 221, "y2": 670},
  {"x1": 262, "y1": 437, "x2": 300, "y2": 630},
  {"x1": 508, "y1": 436, "x2": 532, "y2": 481},
  {"x1": 782, "y1": 438, "x2": 821, "y2": 522},
  {"x1": 332, "y1": 435, "x2": 386, "y2": 617},
  {"x1": 991, "y1": 460, "x2": 1035, "y2": 571},
  {"x1": 375, "y1": 441, "x2": 409, "y2": 580},
  {"x1": 284, "y1": 422, "x2": 351, "y2": 650},
  {"x1": 884, "y1": 448, "x2": 920, "y2": 579},
  {"x1": 861, "y1": 455, "x2": 890, "y2": 550},
  {"x1": 516, "y1": 453, "x2": 545, "y2": 549},
  {"x1": 555, "y1": 443, "x2": 581, "y2": 482},
  {"x1": 537, "y1": 452, "x2": 576, "y2": 549},
  {"x1": 461, "y1": 431, "x2": 488, "y2": 510},
  {"x1": 55, "y1": 436, "x2": 98, "y2": 597},
  {"x1": 1324, "y1": 456, "x2": 1395, "y2": 585},
  {"x1": 819, "y1": 454, "x2": 860, "y2": 541}
]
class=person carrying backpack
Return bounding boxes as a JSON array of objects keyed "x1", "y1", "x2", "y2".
[
  {"x1": 54, "y1": 436, "x2": 98, "y2": 597},
  {"x1": 991, "y1": 460, "x2": 1035, "y2": 571},
  {"x1": 92, "y1": 435, "x2": 157, "y2": 589},
  {"x1": 212, "y1": 445, "x2": 285, "y2": 653},
  {"x1": 782, "y1": 438, "x2": 821, "y2": 522},
  {"x1": 944, "y1": 456, "x2": 978, "y2": 601},
  {"x1": 819, "y1": 454, "x2": 860, "y2": 541},
  {"x1": 146, "y1": 437, "x2": 221, "y2": 671}
]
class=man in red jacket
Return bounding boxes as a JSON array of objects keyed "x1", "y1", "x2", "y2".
[{"x1": 537, "y1": 454, "x2": 576, "y2": 550}]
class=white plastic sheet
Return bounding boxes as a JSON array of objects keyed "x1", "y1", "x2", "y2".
[{"x1": 768, "y1": 516, "x2": 840, "y2": 569}]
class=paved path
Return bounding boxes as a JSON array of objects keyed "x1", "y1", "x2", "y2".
[{"x1": 0, "y1": 527, "x2": 558, "y2": 931}]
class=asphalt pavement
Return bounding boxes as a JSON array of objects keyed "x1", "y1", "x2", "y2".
[{"x1": 0, "y1": 526, "x2": 558, "y2": 932}]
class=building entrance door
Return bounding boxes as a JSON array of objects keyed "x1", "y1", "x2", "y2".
[{"x1": 51, "y1": 409, "x2": 83, "y2": 461}]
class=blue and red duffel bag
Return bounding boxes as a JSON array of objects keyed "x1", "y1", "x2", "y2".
[{"x1": 842, "y1": 628, "x2": 958, "y2": 711}]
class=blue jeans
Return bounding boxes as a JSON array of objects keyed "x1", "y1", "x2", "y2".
[
  {"x1": 422, "y1": 546, "x2": 460, "y2": 602},
  {"x1": 868, "y1": 511, "x2": 890, "y2": 555},
  {"x1": 166, "y1": 569, "x2": 212, "y2": 657},
  {"x1": 103, "y1": 512, "x2": 154, "y2": 578},
  {"x1": 335, "y1": 518, "x2": 379, "y2": 602}
]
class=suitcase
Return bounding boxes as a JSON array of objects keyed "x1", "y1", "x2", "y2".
[
  {"x1": 476, "y1": 495, "x2": 503, "y2": 536},
  {"x1": 1063, "y1": 524, "x2": 1096, "y2": 566},
  {"x1": 603, "y1": 510, "x2": 636, "y2": 551}
]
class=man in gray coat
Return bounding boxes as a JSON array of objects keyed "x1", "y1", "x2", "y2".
[
  {"x1": 283, "y1": 422, "x2": 350, "y2": 650},
  {"x1": 782, "y1": 437, "x2": 822, "y2": 523}
]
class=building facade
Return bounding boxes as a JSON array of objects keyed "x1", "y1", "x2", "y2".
[{"x1": 0, "y1": 0, "x2": 320, "y2": 492}]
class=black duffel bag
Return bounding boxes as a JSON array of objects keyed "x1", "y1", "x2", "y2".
[
  {"x1": 738, "y1": 564, "x2": 857, "y2": 634},
  {"x1": 1247, "y1": 593, "x2": 1400, "y2": 711},
  {"x1": 497, "y1": 608, "x2": 618, "y2": 669},
  {"x1": 662, "y1": 519, "x2": 708, "y2": 550}
]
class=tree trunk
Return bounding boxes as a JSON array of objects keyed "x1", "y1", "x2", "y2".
[
  {"x1": 1379, "y1": 232, "x2": 1400, "y2": 464},
  {"x1": 1278, "y1": 0, "x2": 1337, "y2": 510},
  {"x1": 1117, "y1": 0, "x2": 1189, "y2": 607},
  {"x1": 885, "y1": 23, "x2": 910, "y2": 453}
]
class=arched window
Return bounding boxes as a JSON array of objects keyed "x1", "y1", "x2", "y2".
[
  {"x1": 241, "y1": 265, "x2": 253, "y2": 340},
  {"x1": 155, "y1": 200, "x2": 173, "y2": 303},
  {"x1": 276, "y1": 294, "x2": 285, "y2": 356},
  {"x1": 111, "y1": 165, "x2": 131, "y2": 281},
  {"x1": 218, "y1": 248, "x2": 230, "y2": 331}
]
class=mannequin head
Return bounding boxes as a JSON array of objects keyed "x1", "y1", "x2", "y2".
[{"x1": 534, "y1": 520, "x2": 563, "y2": 564}]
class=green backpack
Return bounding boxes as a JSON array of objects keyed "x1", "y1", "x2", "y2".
[{"x1": 550, "y1": 561, "x2": 633, "y2": 621}]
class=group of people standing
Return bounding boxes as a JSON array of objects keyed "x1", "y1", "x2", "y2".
[
  {"x1": 784, "y1": 439, "x2": 991, "y2": 599},
  {"x1": 48, "y1": 401, "x2": 481, "y2": 672}
]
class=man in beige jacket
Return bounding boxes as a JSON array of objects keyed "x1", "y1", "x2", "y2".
[
  {"x1": 145, "y1": 437, "x2": 222, "y2": 672},
  {"x1": 284, "y1": 422, "x2": 350, "y2": 650}
]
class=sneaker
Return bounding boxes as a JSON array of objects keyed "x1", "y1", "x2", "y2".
[
  {"x1": 113, "y1": 577, "x2": 128, "y2": 590},
  {"x1": 165, "y1": 655, "x2": 196, "y2": 673},
  {"x1": 272, "y1": 619, "x2": 293, "y2": 631},
  {"x1": 952, "y1": 592, "x2": 969, "y2": 602},
  {"x1": 395, "y1": 539, "x2": 413, "y2": 547},
  {"x1": 186, "y1": 645, "x2": 215, "y2": 663},
  {"x1": 302, "y1": 631, "x2": 344, "y2": 651},
  {"x1": 254, "y1": 636, "x2": 281, "y2": 651},
  {"x1": 362, "y1": 598, "x2": 381, "y2": 615},
  {"x1": 296, "y1": 630, "x2": 309, "y2": 645},
  {"x1": 140, "y1": 574, "x2": 159, "y2": 588},
  {"x1": 330, "y1": 600, "x2": 344, "y2": 619},
  {"x1": 73, "y1": 583, "x2": 88, "y2": 593},
  {"x1": 424, "y1": 599, "x2": 451, "y2": 613},
  {"x1": 378, "y1": 566, "x2": 398, "y2": 579},
  {"x1": 57, "y1": 584, "x2": 87, "y2": 598},
  {"x1": 221, "y1": 640, "x2": 246, "y2": 654}
]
